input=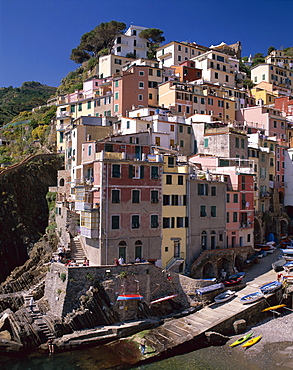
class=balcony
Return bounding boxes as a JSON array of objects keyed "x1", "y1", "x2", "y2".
[
  {"x1": 57, "y1": 111, "x2": 71, "y2": 119},
  {"x1": 240, "y1": 221, "x2": 252, "y2": 229}
]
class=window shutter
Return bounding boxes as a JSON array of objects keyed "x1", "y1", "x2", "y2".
[
  {"x1": 129, "y1": 165, "x2": 133, "y2": 178},
  {"x1": 140, "y1": 165, "x2": 144, "y2": 179}
]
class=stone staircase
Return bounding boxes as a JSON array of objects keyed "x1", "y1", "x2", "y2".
[
  {"x1": 70, "y1": 237, "x2": 86, "y2": 264},
  {"x1": 24, "y1": 294, "x2": 55, "y2": 342}
]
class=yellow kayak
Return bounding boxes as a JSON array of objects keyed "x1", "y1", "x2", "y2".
[
  {"x1": 242, "y1": 335, "x2": 262, "y2": 348},
  {"x1": 262, "y1": 304, "x2": 286, "y2": 312}
]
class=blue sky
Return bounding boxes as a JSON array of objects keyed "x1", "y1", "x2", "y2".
[{"x1": 1, "y1": 0, "x2": 293, "y2": 88}]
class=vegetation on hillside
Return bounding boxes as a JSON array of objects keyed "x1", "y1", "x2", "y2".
[
  {"x1": 70, "y1": 21, "x2": 126, "y2": 64},
  {"x1": 0, "y1": 82, "x2": 56, "y2": 126},
  {"x1": 0, "y1": 105, "x2": 57, "y2": 166}
]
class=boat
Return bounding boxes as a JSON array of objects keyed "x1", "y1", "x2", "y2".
[
  {"x1": 229, "y1": 332, "x2": 254, "y2": 347},
  {"x1": 281, "y1": 249, "x2": 293, "y2": 255},
  {"x1": 228, "y1": 272, "x2": 245, "y2": 280},
  {"x1": 283, "y1": 261, "x2": 293, "y2": 269},
  {"x1": 262, "y1": 304, "x2": 286, "y2": 312},
  {"x1": 242, "y1": 335, "x2": 262, "y2": 348},
  {"x1": 223, "y1": 276, "x2": 243, "y2": 286},
  {"x1": 240, "y1": 292, "x2": 264, "y2": 304},
  {"x1": 272, "y1": 258, "x2": 286, "y2": 272},
  {"x1": 150, "y1": 294, "x2": 178, "y2": 305},
  {"x1": 117, "y1": 294, "x2": 144, "y2": 301},
  {"x1": 214, "y1": 290, "x2": 236, "y2": 303},
  {"x1": 259, "y1": 281, "x2": 282, "y2": 295},
  {"x1": 196, "y1": 283, "x2": 225, "y2": 296}
]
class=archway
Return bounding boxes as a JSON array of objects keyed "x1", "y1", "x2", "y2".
[
  {"x1": 202, "y1": 262, "x2": 215, "y2": 278},
  {"x1": 234, "y1": 255, "x2": 243, "y2": 272},
  {"x1": 217, "y1": 257, "x2": 230, "y2": 277},
  {"x1": 201, "y1": 230, "x2": 207, "y2": 250},
  {"x1": 118, "y1": 241, "x2": 127, "y2": 263},
  {"x1": 59, "y1": 178, "x2": 65, "y2": 186}
]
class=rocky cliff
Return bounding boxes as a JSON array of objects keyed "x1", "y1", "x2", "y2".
[{"x1": 0, "y1": 154, "x2": 64, "y2": 283}]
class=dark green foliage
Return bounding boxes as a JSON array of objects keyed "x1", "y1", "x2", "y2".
[
  {"x1": 252, "y1": 53, "x2": 265, "y2": 67},
  {"x1": 0, "y1": 82, "x2": 56, "y2": 126},
  {"x1": 283, "y1": 46, "x2": 293, "y2": 56},
  {"x1": 70, "y1": 21, "x2": 126, "y2": 64},
  {"x1": 125, "y1": 52, "x2": 137, "y2": 59},
  {"x1": 139, "y1": 28, "x2": 165, "y2": 59},
  {"x1": 239, "y1": 60, "x2": 251, "y2": 78},
  {"x1": 242, "y1": 79, "x2": 254, "y2": 89},
  {"x1": 267, "y1": 46, "x2": 276, "y2": 55}
]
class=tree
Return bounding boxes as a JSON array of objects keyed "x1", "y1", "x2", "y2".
[
  {"x1": 139, "y1": 28, "x2": 165, "y2": 59},
  {"x1": 252, "y1": 53, "x2": 265, "y2": 67},
  {"x1": 267, "y1": 46, "x2": 276, "y2": 55},
  {"x1": 70, "y1": 21, "x2": 126, "y2": 64}
]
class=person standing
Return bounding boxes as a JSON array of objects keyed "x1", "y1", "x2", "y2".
[
  {"x1": 140, "y1": 337, "x2": 146, "y2": 355},
  {"x1": 29, "y1": 297, "x2": 34, "y2": 312},
  {"x1": 47, "y1": 338, "x2": 55, "y2": 354}
]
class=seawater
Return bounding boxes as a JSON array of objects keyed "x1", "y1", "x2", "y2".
[{"x1": 0, "y1": 341, "x2": 286, "y2": 370}]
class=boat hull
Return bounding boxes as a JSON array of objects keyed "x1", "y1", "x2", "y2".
[
  {"x1": 230, "y1": 332, "x2": 253, "y2": 347},
  {"x1": 214, "y1": 290, "x2": 236, "y2": 303},
  {"x1": 240, "y1": 292, "x2": 264, "y2": 304},
  {"x1": 260, "y1": 281, "x2": 282, "y2": 294},
  {"x1": 262, "y1": 304, "x2": 286, "y2": 312},
  {"x1": 242, "y1": 335, "x2": 262, "y2": 348}
]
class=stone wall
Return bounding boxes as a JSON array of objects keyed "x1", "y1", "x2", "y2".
[{"x1": 45, "y1": 263, "x2": 198, "y2": 320}]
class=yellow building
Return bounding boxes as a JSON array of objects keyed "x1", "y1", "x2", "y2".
[
  {"x1": 162, "y1": 154, "x2": 189, "y2": 273},
  {"x1": 250, "y1": 87, "x2": 276, "y2": 106}
]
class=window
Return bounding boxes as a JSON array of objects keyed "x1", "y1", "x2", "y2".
[
  {"x1": 225, "y1": 75, "x2": 229, "y2": 82},
  {"x1": 241, "y1": 138, "x2": 245, "y2": 149},
  {"x1": 178, "y1": 175, "x2": 183, "y2": 185},
  {"x1": 88, "y1": 145, "x2": 92, "y2": 156},
  {"x1": 208, "y1": 98, "x2": 213, "y2": 105},
  {"x1": 204, "y1": 138, "x2": 209, "y2": 148},
  {"x1": 166, "y1": 175, "x2": 172, "y2": 184},
  {"x1": 211, "y1": 206, "x2": 217, "y2": 217},
  {"x1": 172, "y1": 194, "x2": 178, "y2": 205},
  {"x1": 139, "y1": 81, "x2": 144, "y2": 89},
  {"x1": 235, "y1": 137, "x2": 239, "y2": 148},
  {"x1": 178, "y1": 45, "x2": 181, "y2": 51},
  {"x1": 178, "y1": 55, "x2": 181, "y2": 62},
  {"x1": 227, "y1": 193, "x2": 230, "y2": 203},
  {"x1": 115, "y1": 92, "x2": 119, "y2": 100},
  {"x1": 198, "y1": 183, "x2": 208, "y2": 195},
  {"x1": 70, "y1": 105, "x2": 75, "y2": 113},
  {"x1": 170, "y1": 124, "x2": 174, "y2": 132},
  {"x1": 151, "y1": 166, "x2": 159, "y2": 179},
  {"x1": 233, "y1": 212, "x2": 238, "y2": 222},
  {"x1": 218, "y1": 100, "x2": 224, "y2": 107},
  {"x1": 131, "y1": 215, "x2": 140, "y2": 229},
  {"x1": 132, "y1": 190, "x2": 140, "y2": 203},
  {"x1": 115, "y1": 80, "x2": 119, "y2": 87},
  {"x1": 180, "y1": 140, "x2": 184, "y2": 147},
  {"x1": 187, "y1": 126, "x2": 191, "y2": 134},
  {"x1": 78, "y1": 103, "x2": 82, "y2": 111},
  {"x1": 194, "y1": 96, "x2": 198, "y2": 103},
  {"x1": 168, "y1": 157, "x2": 175, "y2": 167},
  {"x1": 163, "y1": 194, "x2": 170, "y2": 205},
  {"x1": 157, "y1": 70, "x2": 161, "y2": 77},
  {"x1": 201, "y1": 97, "x2": 205, "y2": 104},
  {"x1": 200, "y1": 205, "x2": 206, "y2": 217},
  {"x1": 211, "y1": 186, "x2": 216, "y2": 196},
  {"x1": 126, "y1": 120, "x2": 130, "y2": 129},
  {"x1": 178, "y1": 105, "x2": 182, "y2": 112},
  {"x1": 139, "y1": 71, "x2": 144, "y2": 76},
  {"x1": 177, "y1": 217, "x2": 184, "y2": 228},
  {"x1": 151, "y1": 214, "x2": 159, "y2": 228},
  {"x1": 112, "y1": 164, "x2": 120, "y2": 178},
  {"x1": 151, "y1": 190, "x2": 159, "y2": 203},
  {"x1": 227, "y1": 212, "x2": 230, "y2": 223},
  {"x1": 138, "y1": 94, "x2": 143, "y2": 101},
  {"x1": 163, "y1": 217, "x2": 170, "y2": 228},
  {"x1": 149, "y1": 69, "x2": 153, "y2": 76},
  {"x1": 111, "y1": 215, "x2": 120, "y2": 229},
  {"x1": 215, "y1": 72, "x2": 219, "y2": 79},
  {"x1": 115, "y1": 59, "x2": 122, "y2": 65},
  {"x1": 233, "y1": 194, "x2": 238, "y2": 203},
  {"x1": 149, "y1": 93, "x2": 153, "y2": 99},
  {"x1": 129, "y1": 165, "x2": 144, "y2": 179},
  {"x1": 112, "y1": 189, "x2": 120, "y2": 203},
  {"x1": 114, "y1": 104, "x2": 119, "y2": 112},
  {"x1": 242, "y1": 176, "x2": 245, "y2": 190}
]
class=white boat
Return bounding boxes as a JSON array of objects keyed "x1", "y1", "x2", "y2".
[
  {"x1": 259, "y1": 281, "x2": 282, "y2": 294},
  {"x1": 240, "y1": 291, "x2": 264, "y2": 304},
  {"x1": 214, "y1": 290, "x2": 236, "y2": 303},
  {"x1": 281, "y1": 249, "x2": 293, "y2": 255}
]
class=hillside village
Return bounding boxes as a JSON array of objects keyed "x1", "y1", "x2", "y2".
[{"x1": 3, "y1": 24, "x2": 293, "y2": 279}]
